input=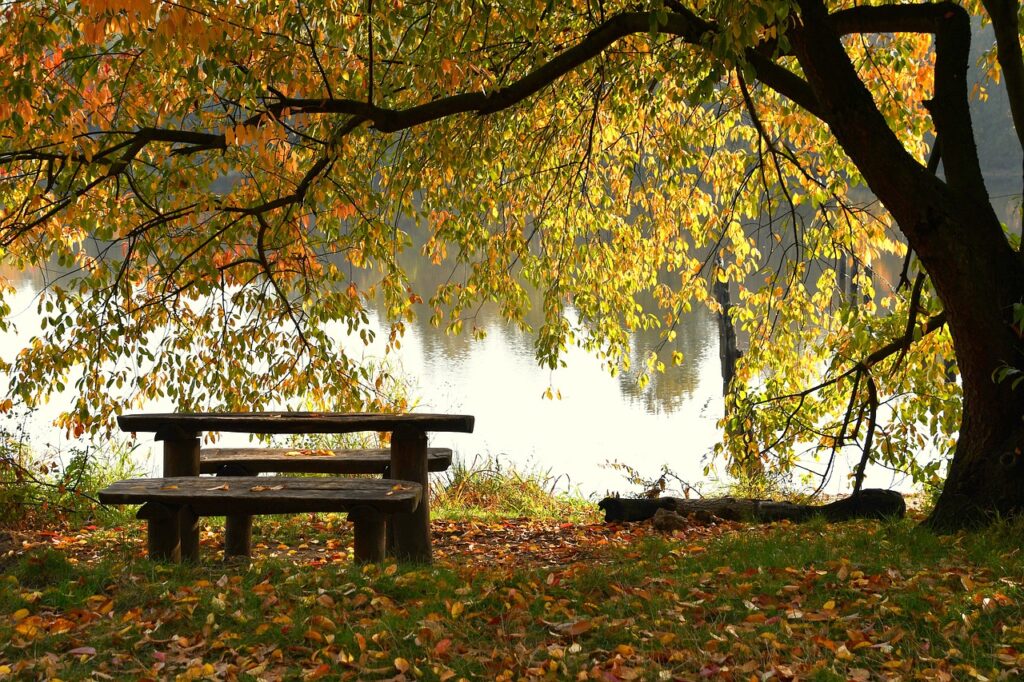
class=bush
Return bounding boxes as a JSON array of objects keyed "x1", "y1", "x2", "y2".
[{"x1": 0, "y1": 416, "x2": 142, "y2": 528}]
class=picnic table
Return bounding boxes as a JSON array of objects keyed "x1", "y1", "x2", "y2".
[{"x1": 115, "y1": 412, "x2": 475, "y2": 563}]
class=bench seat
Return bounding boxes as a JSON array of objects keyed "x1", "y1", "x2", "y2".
[
  {"x1": 99, "y1": 476, "x2": 421, "y2": 563},
  {"x1": 199, "y1": 446, "x2": 453, "y2": 475}
]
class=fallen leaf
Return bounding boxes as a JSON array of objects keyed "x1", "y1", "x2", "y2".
[{"x1": 549, "y1": 619, "x2": 594, "y2": 637}]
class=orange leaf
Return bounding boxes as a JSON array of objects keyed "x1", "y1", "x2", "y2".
[
  {"x1": 434, "y1": 638, "x2": 452, "y2": 656},
  {"x1": 550, "y1": 619, "x2": 593, "y2": 637}
]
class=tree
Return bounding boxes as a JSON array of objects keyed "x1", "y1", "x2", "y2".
[{"x1": 0, "y1": 0, "x2": 1021, "y2": 529}]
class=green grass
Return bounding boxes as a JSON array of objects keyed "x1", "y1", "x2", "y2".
[
  {"x1": 430, "y1": 455, "x2": 594, "y2": 522},
  {"x1": 2, "y1": 515, "x2": 1024, "y2": 680},
  {"x1": 2, "y1": 449, "x2": 1022, "y2": 680}
]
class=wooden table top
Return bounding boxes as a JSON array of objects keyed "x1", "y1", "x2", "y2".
[{"x1": 117, "y1": 412, "x2": 475, "y2": 436}]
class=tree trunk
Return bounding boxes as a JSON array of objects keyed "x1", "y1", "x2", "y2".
[
  {"x1": 792, "y1": 0, "x2": 1024, "y2": 530},
  {"x1": 714, "y1": 265, "x2": 740, "y2": 398}
]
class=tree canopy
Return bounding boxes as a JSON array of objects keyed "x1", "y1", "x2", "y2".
[{"x1": 1, "y1": 0, "x2": 1022, "y2": 524}]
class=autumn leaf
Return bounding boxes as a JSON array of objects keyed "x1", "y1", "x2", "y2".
[{"x1": 547, "y1": 619, "x2": 594, "y2": 637}]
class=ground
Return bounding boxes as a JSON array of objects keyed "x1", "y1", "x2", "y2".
[{"x1": 1, "y1": 511, "x2": 1023, "y2": 681}]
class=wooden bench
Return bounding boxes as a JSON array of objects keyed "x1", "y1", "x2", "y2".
[
  {"x1": 200, "y1": 447, "x2": 453, "y2": 555},
  {"x1": 199, "y1": 447, "x2": 453, "y2": 475},
  {"x1": 98, "y1": 477, "x2": 421, "y2": 563},
  {"x1": 116, "y1": 412, "x2": 475, "y2": 563}
]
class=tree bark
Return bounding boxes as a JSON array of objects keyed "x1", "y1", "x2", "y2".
[{"x1": 713, "y1": 258, "x2": 740, "y2": 398}]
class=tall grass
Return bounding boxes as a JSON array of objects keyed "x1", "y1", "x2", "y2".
[{"x1": 431, "y1": 454, "x2": 594, "y2": 521}]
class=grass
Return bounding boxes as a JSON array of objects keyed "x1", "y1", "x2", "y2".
[
  {"x1": 2, "y1": 507, "x2": 1024, "y2": 680},
  {"x1": 431, "y1": 455, "x2": 593, "y2": 522},
  {"x1": 3, "y1": 456, "x2": 1023, "y2": 679}
]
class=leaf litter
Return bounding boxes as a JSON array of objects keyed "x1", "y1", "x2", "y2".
[{"x1": 1, "y1": 514, "x2": 1023, "y2": 680}]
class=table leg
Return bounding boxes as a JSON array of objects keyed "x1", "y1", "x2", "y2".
[
  {"x1": 161, "y1": 434, "x2": 201, "y2": 562},
  {"x1": 389, "y1": 428, "x2": 431, "y2": 563}
]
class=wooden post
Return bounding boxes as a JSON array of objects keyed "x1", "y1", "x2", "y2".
[
  {"x1": 389, "y1": 427, "x2": 431, "y2": 563},
  {"x1": 349, "y1": 507, "x2": 386, "y2": 563},
  {"x1": 158, "y1": 429, "x2": 201, "y2": 562},
  {"x1": 138, "y1": 502, "x2": 180, "y2": 562}
]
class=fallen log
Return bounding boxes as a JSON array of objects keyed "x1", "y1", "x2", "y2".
[{"x1": 598, "y1": 489, "x2": 906, "y2": 524}]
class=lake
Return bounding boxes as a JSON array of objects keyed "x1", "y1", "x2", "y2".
[{"x1": 0, "y1": 265, "x2": 914, "y2": 500}]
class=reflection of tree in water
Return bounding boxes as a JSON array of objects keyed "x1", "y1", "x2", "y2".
[
  {"x1": 398, "y1": 248, "x2": 544, "y2": 364},
  {"x1": 353, "y1": 237, "x2": 719, "y2": 414},
  {"x1": 617, "y1": 308, "x2": 715, "y2": 415}
]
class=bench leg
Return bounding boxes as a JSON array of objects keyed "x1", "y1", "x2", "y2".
[
  {"x1": 138, "y1": 502, "x2": 181, "y2": 562},
  {"x1": 390, "y1": 428, "x2": 431, "y2": 563},
  {"x1": 218, "y1": 464, "x2": 254, "y2": 559},
  {"x1": 349, "y1": 507, "x2": 386, "y2": 563}
]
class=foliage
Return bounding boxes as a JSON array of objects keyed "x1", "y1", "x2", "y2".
[
  {"x1": 0, "y1": 0, "x2": 1018, "y2": 497},
  {"x1": 0, "y1": 412, "x2": 141, "y2": 528},
  {"x1": 3, "y1": 515, "x2": 1024, "y2": 679}
]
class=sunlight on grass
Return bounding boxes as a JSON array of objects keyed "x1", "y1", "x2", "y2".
[
  {"x1": 431, "y1": 455, "x2": 595, "y2": 522},
  {"x1": 2, "y1": 513, "x2": 1024, "y2": 680}
]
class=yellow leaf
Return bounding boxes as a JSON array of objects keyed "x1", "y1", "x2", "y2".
[
  {"x1": 15, "y1": 616, "x2": 41, "y2": 637},
  {"x1": 12, "y1": 608, "x2": 29, "y2": 622},
  {"x1": 449, "y1": 601, "x2": 464, "y2": 618},
  {"x1": 822, "y1": 600, "x2": 836, "y2": 610},
  {"x1": 394, "y1": 657, "x2": 410, "y2": 673}
]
